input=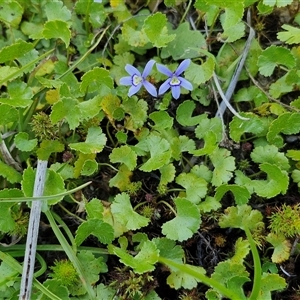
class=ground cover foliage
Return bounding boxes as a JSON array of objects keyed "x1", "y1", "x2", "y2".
[{"x1": 1, "y1": 0, "x2": 300, "y2": 299}]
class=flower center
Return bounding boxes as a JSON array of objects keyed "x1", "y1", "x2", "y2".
[
  {"x1": 132, "y1": 74, "x2": 143, "y2": 86},
  {"x1": 169, "y1": 75, "x2": 181, "y2": 86}
]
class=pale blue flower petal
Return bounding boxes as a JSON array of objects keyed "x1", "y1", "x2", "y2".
[
  {"x1": 158, "y1": 78, "x2": 171, "y2": 95},
  {"x1": 125, "y1": 64, "x2": 141, "y2": 76},
  {"x1": 143, "y1": 80, "x2": 157, "y2": 97},
  {"x1": 171, "y1": 86, "x2": 181, "y2": 100},
  {"x1": 179, "y1": 77, "x2": 193, "y2": 91},
  {"x1": 142, "y1": 59, "x2": 156, "y2": 78},
  {"x1": 175, "y1": 59, "x2": 191, "y2": 76},
  {"x1": 120, "y1": 76, "x2": 132, "y2": 86},
  {"x1": 156, "y1": 63, "x2": 173, "y2": 77},
  {"x1": 128, "y1": 83, "x2": 142, "y2": 96}
]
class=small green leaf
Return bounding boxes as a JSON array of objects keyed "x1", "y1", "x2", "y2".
[
  {"x1": 149, "y1": 111, "x2": 173, "y2": 130},
  {"x1": 0, "y1": 104, "x2": 18, "y2": 125},
  {"x1": 39, "y1": 279, "x2": 69, "y2": 299},
  {"x1": 0, "y1": 160, "x2": 22, "y2": 183},
  {"x1": 161, "y1": 22, "x2": 206, "y2": 59},
  {"x1": 195, "y1": 114, "x2": 223, "y2": 142},
  {"x1": 143, "y1": 13, "x2": 175, "y2": 47},
  {"x1": 109, "y1": 164, "x2": 132, "y2": 191},
  {"x1": 122, "y1": 22, "x2": 150, "y2": 48},
  {"x1": 287, "y1": 150, "x2": 300, "y2": 161},
  {"x1": 0, "y1": 260, "x2": 19, "y2": 290},
  {"x1": 14, "y1": 132, "x2": 37, "y2": 152},
  {"x1": 251, "y1": 145, "x2": 290, "y2": 170},
  {"x1": 266, "y1": 233, "x2": 291, "y2": 263},
  {"x1": 219, "y1": 204, "x2": 264, "y2": 231},
  {"x1": 221, "y1": 22, "x2": 245, "y2": 43},
  {"x1": 42, "y1": 170, "x2": 66, "y2": 207},
  {"x1": 36, "y1": 76, "x2": 63, "y2": 89},
  {"x1": 78, "y1": 250, "x2": 108, "y2": 284},
  {"x1": 164, "y1": 0, "x2": 176, "y2": 6},
  {"x1": 153, "y1": 237, "x2": 184, "y2": 263},
  {"x1": 213, "y1": 0, "x2": 246, "y2": 41},
  {"x1": 21, "y1": 21, "x2": 43, "y2": 39},
  {"x1": 0, "y1": 40, "x2": 33, "y2": 63},
  {"x1": 162, "y1": 198, "x2": 201, "y2": 241},
  {"x1": 215, "y1": 185, "x2": 251, "y2": 205},
  {"x1": 258, "y1": 45, "x2": 295, "y2": 76},
  {"x1": 0, "y1": 66, "x2": 20, "y2": 85},
  {"x1": 277, "y1": 24, "x2": 300, "y2": 44},
  {"x1": 210, "y1": 148, "x2": 235, "y2": 187},
  {"x1": 0, "y1": 98, "x2": 32, "y2": 108},
  {"x1": 115, "y1": 131, "x2": 127, "y2": 144},
  {"x1": 234, "y1": 86, "x2": 268, "y2": 107},
  {"x1": 205, "y1": 289, "x2": 221, "y2": 300},
  {"x1": 252, "y1": 163, "x2": 289, "y2": 198},
  {"x1": 185, "y1": 57, "x2": 215, "y2": 86},
  {"x1": 100, "y1": 94, "x2": 121, "y2": 124},
  {"x1": 181, "y1": 135, "x2": 197, "y2": 152},
  {"x1": 80, "y1": 67, "x2": 113, "y2": 94},
  {"x1": 78, "y1": 96, "x2": 103, "y2": 121},
  {"x1": 85, "y1": 198, "x2": 104, "y2": 219},
  {"x1": 267, "y1": 112, "x2": 300, "y2": 147},
  {"x1": 43, "y1": 20, "x2": 71, "y2": 47},
  {"x1": 122, "y1": 98, "x2": 148, "y2": 131},
  {"x1": 191, "y1": 131, "x2": 219, "y2": 156},
  {"x1": 258, "y1": 273, "x2": 287, "y2": 300},
  {"x1": 262, "y1": 0, "x2": 293, "y2": 7},
  {"x1": 269, "y1": 70, "x2": 299, "y2": 99},
  {"x1": 194, "y1": 0, "x2": 219, "y2": 26},
  {"x1": 6, "y1": 80, "x2": 33, "y2": 107},
  {"x1": 191, "y1": 164, "x2": 212, "y2": 183},
  {"x1": 0, "y1": 1, "x2": 23, "y2": 27},
  {"x1": 50, "y1": 97, "x2": 81, "y2": 130},
  {"x1": 81, "y1": 159, "x2": 98, "y2": 176},
  {"x1": 111, "y1": 52, "x2": 135, "y2": 83},
  {"x1": 37, "y1": 140, "x2": 64, "y2": 160},
  {"x1": 75, "y1": 219, "x2": 114, "y2": 246},
  {"x1": 89, "y1": 2, "x2": 107, "y2": 28},
  {"x1": 109, "y1": 240, "x2": 159, "y2": 274},
  {"x1": 231, "y1": 238, "x2": 250, "y2": 265},
  {"x1": 50, "y1": 162, "x2": 74, "y2": 180},
  {"x1": 22, "y1": 167, "x2": 66, "y2": 208},
  {"x1": 73, "y1": 153, "x2": 94, "y2": 178},
  {"x1": 292, "y1": 169, "x2": 300, "y2": 188},
  {"x1": 198, "y1": 196, "x2": 222, "y2": 213},
  {"x1": 45, "y1": 1, "x2": 71, "y2": 22},
  {"x1": 111, "y1": 193, "x2": 149, "y2": 231},
  {"x1": 96, "y1": 284, "x2": 116, "y2": 300},
  {"x1": 176, "y1": 173, "x2": 207, "y2": 204},
  {"x1": 234, "y1": 170, "x2": 255, "y2": 195},
  {"x1": 109, "y1": 145, "x2": 137, "y2": 171},
  {"x1": 176, "y1": 100, "x2": 203, "y2": 126},
  {"x1": 211, "y1": 261, "x2": 249, "y2": 287},
  {"x1": 69, "y1": 127, "x2": 107, "y2": 154},
  {"x1": 0, "y1": 189, "x2": 23, "y2": 232},
  {"x1": 167, "y1": 264, "x2": 204, "y2": 290},
  {"x1": 159, "y1": 163, "x2": 176, "y2": 186},
  {"x1": 17, "y1": 49, "x2": 40, "y2": 74},
  {"x1": 153, "y1": 238, "x2": 201, "y2": 290},
  {"x1": 226, "y1": 276, "x2": 249, "y2": 300},
  {"x1": 136, "y1": 134, "x2": 172, "y2": 172},
  {"x1": 229, "y1": 113, "x2": 269, "y2": 142},
  {"x1": 206, "y1": 0, "x2": 244, "y2": 29}
]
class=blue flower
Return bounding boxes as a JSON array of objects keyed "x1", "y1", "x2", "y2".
[
  {"x1": 119, "y1": 59, "x2": 157, "y2": 97},
  {"x1": 156, "y1": 59, "x2": 193, "y2": 100}
]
